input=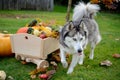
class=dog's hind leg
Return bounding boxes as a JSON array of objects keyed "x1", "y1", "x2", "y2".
[
  {"x1": 89, "y1": 35, "x2": 101, "y2": 59},
  {"x1": 67, "y1": 54, "x2": 79, "y2": 74},
  {"x1": 60, "y1": 49, "x2": 68, "y2": 68},
  {"x1": 89, "y1": 42, "x2": 96, "y2": 60}
]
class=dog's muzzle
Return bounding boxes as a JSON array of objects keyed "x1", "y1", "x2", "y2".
[{"x1": 77, "y1": 49, "x2": 82, "y2": 55}]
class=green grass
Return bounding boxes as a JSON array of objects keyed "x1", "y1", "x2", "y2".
[
  {"x1": 0, "y1": 6, "x2": 120, "y2": 80},
  {"x1": 0, "y1": 11, "x2": 67, "y2": 33}
]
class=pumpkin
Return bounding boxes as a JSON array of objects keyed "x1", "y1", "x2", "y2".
[
  {"x1": 16, "y1": 27, "x2": 28, "y2": 33},
  {"x1": 0, "y1": 33, "x2": 11, "y2": 37},
  {"x1": 0, "y1": 34, "x2": 13, "y2": 56}
]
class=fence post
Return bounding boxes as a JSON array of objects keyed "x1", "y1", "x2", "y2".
[{"x1": 49, "y1": 0, "x2": 54, "y2": 11}]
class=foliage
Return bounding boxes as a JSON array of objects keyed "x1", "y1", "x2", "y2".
[
  {"x1": 55, "y1": 0, "x2": 120, "y2": 12},
  {"x1": 91, "y1": 0, "x2": 120, "y2": 11}
]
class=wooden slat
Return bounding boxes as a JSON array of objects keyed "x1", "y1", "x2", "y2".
[
  {"x1": 1, "y1": 0, "x2": 54, "y2": 11},
  {"x1": 0, "y1": 0, "x2": 3, "y2": 10},
  {"x1": 3, "y1": 0, "x2": 9, "y2": 10},
  {"x1": 9, "y1": 0, "x2": 15, "y2": 10}
]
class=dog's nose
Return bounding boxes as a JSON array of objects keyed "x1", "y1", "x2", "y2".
[{"x1": 78, "y1": 49, "x2": 82, "y2": 53}]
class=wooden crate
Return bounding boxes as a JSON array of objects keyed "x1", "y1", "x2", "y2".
[{"x1": 10, "y1": 33, "x2": 59, "y2": 59}]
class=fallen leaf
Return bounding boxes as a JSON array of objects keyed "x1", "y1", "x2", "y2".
[
  {"x1": 46, "y1": 70, "x2": 56, "y2": 80},
  {"x1": 29, "y1": 67, "x2": 47, "y2": 75},
  {"x1": 50, "y1": 61, "x2": 58, "y2": 70},
  {"x1": 46, "y1": 70, "x2": 56, "y2": 76},
  {"x1": 112, "y1": 53, "x2": 120, "y2": 58},
  {"x1": 21, "y1": 61, "x2": 27, "y2": 64},
  {"x1": 30, "y1": 75, "x2": 36, "y2": 79},
  {"x1": 115, "y1": 38, "x2": 119, "y2": 41},
  {"x1": 7, "y1": 76, "x2": 14, "y2": 80},
  {"x1": 100, "y1": 60, "x2": 112, "y2": 66}
]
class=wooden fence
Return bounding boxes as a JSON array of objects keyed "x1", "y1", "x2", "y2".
[{"x1": 0, "y1": 0, "x2": 54, "y2": 11}]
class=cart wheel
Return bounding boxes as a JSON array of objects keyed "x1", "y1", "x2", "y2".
[
  {"x1": 37, "y1": 60, "x2": 49, "y2": 69},
  {"x1": 15, "y1": 54, "x2": 21, "y2": 60}
]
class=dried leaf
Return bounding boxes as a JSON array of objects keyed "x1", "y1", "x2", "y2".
[
  {"x1": 21, "y1": 61, "x2": 27, "y2": 64},
  {"x1": 46, "y1": 70, "x2": 56, "y2": 76},
  {"x1": 7, "y1": 76, "x2": 14, "y2": 80},
  {"x1": 30, "y1": 75, "x2": 36, "y2": 79},
  {"x1": 29, "y1": 67, "x2": 47, "y2": 75},
  {"x1": 115, "y1": 38, "x2": 119, "y2": 41},
  {"x1": 50, "y1": 61, "x2": 57, "y2": 66},
  {"x1": 112, "y1": 54, "x2": 120, "y2": 58},
  {"x1": 100, "y1": 60, "x2": 112, "y2": 66}
]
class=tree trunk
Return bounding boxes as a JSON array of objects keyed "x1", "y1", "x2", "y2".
[{"x1": 66, "y1": 0, "x2": 72, "y2": 22}]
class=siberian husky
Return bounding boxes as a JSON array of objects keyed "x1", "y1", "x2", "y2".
[{"x1": 59, "y1": 2, "x2": 101, "y2": 74}]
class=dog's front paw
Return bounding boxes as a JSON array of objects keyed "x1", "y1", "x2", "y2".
[
  {"x1": 67, "y1": 68, "x2": 73, "y2": 74},
  {"x1": 62, "y1": 61, "x2": 68, "y2": 68},
  {"x1": 78, "y1": 60, "x2": 83, "y2": 65}
]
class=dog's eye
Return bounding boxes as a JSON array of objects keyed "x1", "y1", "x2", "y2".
[
  {"x1": 80, "y1": 38, "x2": 83, "y2": 40},
  {"x1": 73, "y1": 38, "x2": 77, "y2": 41}
]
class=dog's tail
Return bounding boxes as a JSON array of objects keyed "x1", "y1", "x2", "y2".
[{"x1": 73, "y1": 2, "x2": 100, "y2": 21}]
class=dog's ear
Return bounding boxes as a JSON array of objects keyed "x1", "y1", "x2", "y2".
[
  {"x1": 80, "y1": 21, "x2": 86, "y2": 30},
  {"x1": 66, "y1": 21, "x2": 74, "y2": 31},
  {"x1": 80, "y1": 21, "x2": 88, "y2": 36}
]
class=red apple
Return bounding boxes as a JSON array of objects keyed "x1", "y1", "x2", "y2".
[
  {"x1": 39, "y1": 74, "x2": 48, "y2": 79},
  {"x1": 39, "y1": 34, "x2": 47, "y2": 39}
]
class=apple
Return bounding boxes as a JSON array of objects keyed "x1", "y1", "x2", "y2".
[
  {"x1": 39, "y1": 34, "x2": 47, "y2": 39},
  {"x1": 39, "y1": 74, "x2": 48, "y2": 79}
]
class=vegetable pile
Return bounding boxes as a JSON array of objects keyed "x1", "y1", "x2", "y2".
[{"x1": 17, "y1": 19, "x2": 59, "y2": 39}]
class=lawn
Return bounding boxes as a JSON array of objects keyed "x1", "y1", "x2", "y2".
[{"x1": 0, "y1": 5, "x2": 120, "y2": 80}]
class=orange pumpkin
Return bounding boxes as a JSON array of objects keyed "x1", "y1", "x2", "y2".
[
  {"x1": 16, "y1": 27, "x2": 28, "y2": 33},
  {"x1": 0, "y1": 34, "x2": 13, "y2": 56}
]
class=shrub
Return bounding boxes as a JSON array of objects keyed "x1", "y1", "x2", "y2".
[{"x1": 91, "y1": 0, "x2": 120, "y2": 12}]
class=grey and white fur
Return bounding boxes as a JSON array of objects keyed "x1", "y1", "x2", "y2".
[{"x1": 59, "y1": 2, "x2": 101, "y2": 74}]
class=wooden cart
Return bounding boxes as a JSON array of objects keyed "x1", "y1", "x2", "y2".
[{"x1": 10, "y1": 33, "x2": 59, "y2": 69}]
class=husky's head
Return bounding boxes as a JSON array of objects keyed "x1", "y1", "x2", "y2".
[{"x1": 60, "y1": 21, "x2": 88, "y2": 55}]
